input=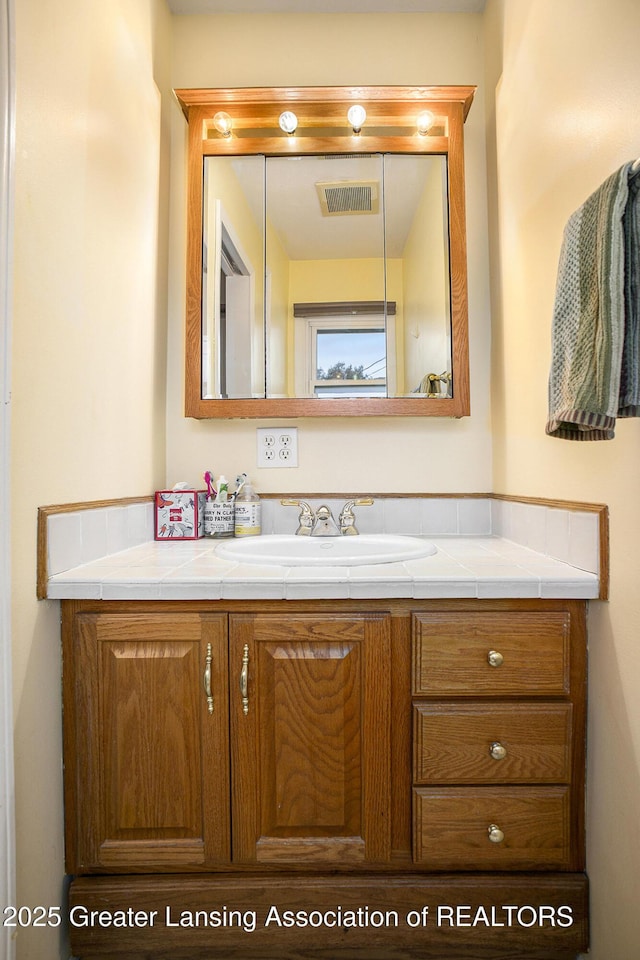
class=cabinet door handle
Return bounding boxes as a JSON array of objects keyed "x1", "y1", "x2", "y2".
[
  {"x1": 487, "y1": 649, "x2": 504, "y2": 667},
  {"x1": 488, "y1": 823, "x2": 504, "y2": 844},
  {"x1": 489, "y1": 741, "x2": 507, "y2": 760},
  {"x1": 240, "y1": 643, "x2": 249, "y2": 715},
  {"x1": 203, "y1": 642, "x2": 214, "y2": 714}
]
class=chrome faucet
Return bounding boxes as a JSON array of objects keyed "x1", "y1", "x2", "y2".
[
  {"x1": 310, "y1": 505, "x2": 341, "y2": 537},
  {"x1": 280, "y1": 499, "x2": 314, "y2": 536},
  {"x1": 281, "y1": 497, "x2": 374, "y2": 536},
  {"x1": 339, "y1": 498, "x2": 374, "y2": 535}
]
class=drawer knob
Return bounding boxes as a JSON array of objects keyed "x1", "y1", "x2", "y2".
[
  {"x1": 487, "y1": 649, "x2": 504, "y2": 667},
  {"x1": 488, "y1": 823, "x2": 505, "y2": 844},
  {"x1": 489, "y1": 741, "x2": 507, "y2": 760}
]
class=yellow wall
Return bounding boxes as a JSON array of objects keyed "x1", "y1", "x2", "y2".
[
  {"x1": 167, "y1": 12, "x2": 492, "y2": 492},
  {"x1": 11, "y1": 0, "x2": 172, "y2": 956},
  {"x1": 484, "y1": 1, "x2": 640, "y2": 955}
]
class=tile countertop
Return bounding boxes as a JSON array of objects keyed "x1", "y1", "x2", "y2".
[{"x1": 46, "y1": 535, "x2": 600, "y2": 602}]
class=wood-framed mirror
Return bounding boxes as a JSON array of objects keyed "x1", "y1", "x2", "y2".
[{"x1": 175, "y1": 85, "x2": 475, "y2": 418}]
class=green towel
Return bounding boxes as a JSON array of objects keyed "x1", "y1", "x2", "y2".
[
  {"x1": 546, "y1": 163, "x2": 632, "y2": 440},
  {"x1": 619, "y1": 171, "x2": 640, "y2": 416}
]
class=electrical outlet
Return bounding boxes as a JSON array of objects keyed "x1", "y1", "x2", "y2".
[{"x1": 257, "y1": 427, "x2": 298, "y2": 468}]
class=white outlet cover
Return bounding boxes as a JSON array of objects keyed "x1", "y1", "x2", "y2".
[{"x1": 257, "y1": 427, "x2": 298, "y2": 468}]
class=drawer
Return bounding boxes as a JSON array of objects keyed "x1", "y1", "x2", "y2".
[
  {"x1": 412, "y1": 611, "x2": 570, "y2": 696},
  {"x1": 413, "y1": 702, "x2": 573, "y2": 784},
  {"x1": 413, "y1": 785, "x2": 571, "y2": 870}
]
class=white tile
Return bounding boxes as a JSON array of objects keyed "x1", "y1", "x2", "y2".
[
  {"x1": 349, "y1": 580, "x2": 415, "y2": 599},
  {"x1": 489, "y1": 499, "x2": 503, "y2": 537},
  {"x1": 163, "y1": 559, "x2": 236, "y2": 577},
  {"x1": 127, "y1": 502, "x2": 153, "y2": 545},
  {"x1": 159, "y1": 582, "x2": 223, "y2": 601},
  {"x1": 383, "y1": 498, "x2": 417, "y2": 535},
  {"x1": 106, "y1": 506, "x2": 129, "y2": 554},
  {"x1": 457, "y1": 498, "x2": 492, "y2": 535},
  {"x1": 81, "y1": 508, "x2": 109, "y2": 564},
  {"x1": 510, "y1": 503, "x2": 547, "y2": 553},
  {"x1": 102, "y1": 581, "x2": 161, "y2": 600},
  {"x1": 351, "y1": 497, "x2": 384, "y2": 534},
  {"x1": 48, "y1": 512, "x2": 83, "y2": 575},
  {"x1": 569, "y1": 512, "x2": 600, "y2": 574},
  {"x1": 285, "y1": 576, "x2": 350, "y2": 600},
  {"x1": 477, "y1": 579, "x2": 541, "y2": 598},
  {"x1": 418, "y1": 498, "x2": 458, "y2": 535},
  {"x1": 259, "y1": 498, "x2": 278, "y2": 535},
  {"x1": 346, "y1": 561, "x2": 413, "y2": 581},
  {"x1": 222, "y1": 580, "x2": 285, "y2": 600},
  {"x1": 545, "y1": 509, "x2": 572, "y2": 564},
  {"x1": 47, "y1": 579, "x2": 102, "y2": 600},
  {"x1": 541, "y1": 578, "x2": 600, "y2": 599},
  {"x1": 412, "y1": 579, "x2": 478, "y2": 598}
]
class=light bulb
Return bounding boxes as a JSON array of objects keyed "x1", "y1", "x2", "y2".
[
  {"x1": 417, "y1": 110, "x2": 435, "y2": 136},
  {"x1": 278, "y1": 111, "x2": 298, "y2": 135},
  {"x1": 213, "y1": 111, "x2": 232, "y2": 138},
  {"x1": 347, "y1": 104, "x2": 366, "y2": 133}
]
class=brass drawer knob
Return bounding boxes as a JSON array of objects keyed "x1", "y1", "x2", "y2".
[
  {"x1": 488, "y1": 823, "x2": 504, "y2": 844},
  {"x1": 489, "y1": 741, "x2": 507, "y2": 760},
  {"x1": 487, "y1": 649, "x2": 504, "y2": 667}
]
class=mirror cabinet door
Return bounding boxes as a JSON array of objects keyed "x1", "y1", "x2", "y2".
[
  {"x1": 266, "y1": 154, "x2": 386, "y2": 400},
  {"x1": 202, "y1": 156, "x2": 265, "y2": 400}
]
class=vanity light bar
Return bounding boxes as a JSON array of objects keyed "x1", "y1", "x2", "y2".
[{"x1": 207, "y1": 107, "x2": 441, "y2": 139}]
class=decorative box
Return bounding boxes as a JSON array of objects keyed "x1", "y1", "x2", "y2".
[{"x1": 154, "y1": 489, "x2": 207, "y2": 540}]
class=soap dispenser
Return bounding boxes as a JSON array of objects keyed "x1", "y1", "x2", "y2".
[{"x1": 234, "y1": 481, "x2": 261, "y2": 537}]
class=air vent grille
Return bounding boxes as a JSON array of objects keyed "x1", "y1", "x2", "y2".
[{"x1": 316, "y1": 180, "x2": 380, "y2": 216}]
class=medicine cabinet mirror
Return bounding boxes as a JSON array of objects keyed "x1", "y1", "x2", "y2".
[{"x1": 176, "y1": 86, "x2": 475, "y2": 418}]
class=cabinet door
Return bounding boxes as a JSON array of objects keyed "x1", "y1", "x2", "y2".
[
  {"x1": 65, "y1": 612, "x2": 229, "y2": 872},
  {"x1": 230, "y1": 613, "x2": 391, "y2": 865}
]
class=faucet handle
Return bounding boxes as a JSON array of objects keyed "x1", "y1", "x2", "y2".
[
  {"x1": 339, "y1": 498, "x2": 374, "y2": 536},
  {"x1": 280, "y1": 498, "x2": 314, "y2": 536}
]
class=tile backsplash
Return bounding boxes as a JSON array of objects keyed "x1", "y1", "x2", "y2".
[
  {"x1": 47, "y1": 502, "x2": 154, "y2": 577},
  {"x1": 44, "y1": 495, "x2": 602, "y2": 582}
]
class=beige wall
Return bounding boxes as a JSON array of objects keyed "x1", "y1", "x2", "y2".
[
  {"x1": 484, "y1": 0, "x2": 640, "y2": 956},
  {"x1": 167, "y1": 12, "x2": 492, "y2": 493},
  {"x1": 11, "y1": 0, "x2": 172, "y2": 956}
]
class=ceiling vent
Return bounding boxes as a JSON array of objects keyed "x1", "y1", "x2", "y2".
[{"x1": 316, "y1": 180, "x2": 380, "y2": 216}]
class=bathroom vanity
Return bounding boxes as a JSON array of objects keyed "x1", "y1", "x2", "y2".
[
  {"x1": 43, "y1": 494, "x2": 603, "y2": 959},
  {"x1": 62, "y1": 596, "x2": 587, "y2": 959}
]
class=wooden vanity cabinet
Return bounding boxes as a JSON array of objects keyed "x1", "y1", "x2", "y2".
[
  {"x1": 62, "y1": 598, "x2": 589, "y2": 960},
  {"x1": 63, "y1": 606, "x2": 392, "y2": 874},
  {"x1": 229, "y1": 613, "x2": 392, "y2": 865},
  {"x1": 63, "y1": 611, "x2": 231, "y2": 871}
]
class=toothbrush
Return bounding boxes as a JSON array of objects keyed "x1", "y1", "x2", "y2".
[
  {"x1": 204, "y1": 470, "x2": 216, "y2": 499},
  {"x1": 233, "y1": 473, "x2": 247, "y2": 500}
]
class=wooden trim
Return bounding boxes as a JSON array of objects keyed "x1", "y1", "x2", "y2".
[
  {"x1": 175, "y1": 85, "x2": 477, "y2": 120},
  {"x1": 36, "y1": 496, "x2": 153, "y2": 601},
  {"x1": 185, "y1": 396, "x2": 468, "y2": 418}
]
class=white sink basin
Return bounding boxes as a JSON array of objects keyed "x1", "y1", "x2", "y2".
[{"x1": 215, "y1": 534, "x2": 437, "y2": 567}]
